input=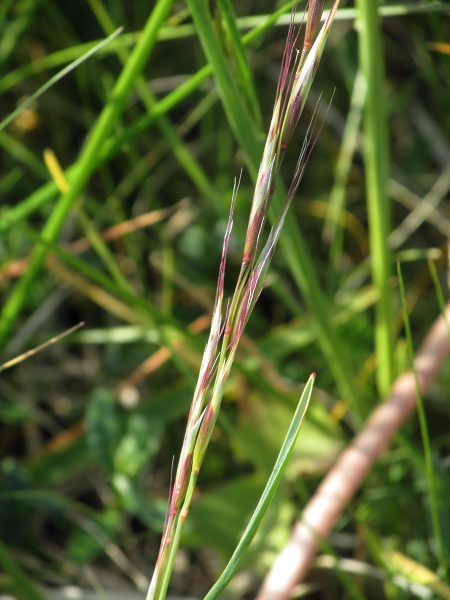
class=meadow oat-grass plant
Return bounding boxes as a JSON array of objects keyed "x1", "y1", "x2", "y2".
[
  {"x1": 1, "y1": 1, "x2": 450, "y2": 599},
  {"x1": 147, "y1": 3, "x2": 341, "y2": 597}
]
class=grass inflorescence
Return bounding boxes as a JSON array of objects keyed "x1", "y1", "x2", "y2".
[{"x1": 1, "y1": 1, "x2": 450, "y2": 599}]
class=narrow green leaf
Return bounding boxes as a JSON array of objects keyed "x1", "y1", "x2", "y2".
[
  {"x1": 203, "y1": 374, "x2": 315, "y2": 599},
  {"x1": 357, "y1": 0, "x2": 393, "y2": 397},
  {"x1": 0, "y1": 27, "x2": 123, "y2": 133}
]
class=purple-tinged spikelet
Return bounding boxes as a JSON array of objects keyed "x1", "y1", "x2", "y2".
[
  {"x1": 147, "y1": 2, "x2": 343, "y2": 596},
  {"x1": 278, "y1": 0, "x2": 340, "y2": 159},
  {"x1": 242, "y1": 157, "x2": 276, "y2": 269},
  {"x1": 304, "y1": 0, "x2": 325, "y2": 54}
]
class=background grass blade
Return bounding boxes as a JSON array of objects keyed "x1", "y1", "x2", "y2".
[
  {"x1": 356, "y1": 0, "x2": 393, "y2": 398},
  {"x1": 397, "y1": 260, "x2": 448, "y2": 580},
  {"x1": 2, "y1": 1, "x2": 450, "y2": 597},
  {"x1": 0, "y1": 0, "x2": 174, "y2": 353},
  {"x1": 0, "y1": 27, "x2": 123, "y2": 132}
]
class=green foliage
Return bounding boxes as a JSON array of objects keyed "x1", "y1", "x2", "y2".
[
  {"x1": 1, "y1": 0, "x2": 450, "y2": 598},
  {"x1": 86, "y1": 388, "x2": 121, "y2": 474}
]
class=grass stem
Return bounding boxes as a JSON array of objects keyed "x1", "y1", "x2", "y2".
[{"x1": 356, "y1": 0, "x2": 393, "y2": 398}]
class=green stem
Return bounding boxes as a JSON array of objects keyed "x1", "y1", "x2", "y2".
[
  {"x1": 154, "y1": 472, "x2": 199, "y2": 600},
  {"x1": 325, "y1": 68, "x2": 366, "y2": 269},
  {"x1": 356, "y1": 0, "x2": 393, "y2": 398},
  {"x1": 0, "y1": 0, "x2": 174, "y2": 352}
]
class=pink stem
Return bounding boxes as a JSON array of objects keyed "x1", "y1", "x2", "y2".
[{"x1": 257, "y1": 301, "x2": 450, "y2": 600}]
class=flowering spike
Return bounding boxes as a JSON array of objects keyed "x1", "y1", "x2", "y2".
[
  {"x1": 147, "y1": 2, "x2": 342, "y2": 596},
  {"x1": 303, "y1": 0, "x2": 325, "y2": 54},
  {"x1": 279, "y1": 0, "x2": 340, "y2": 157},
  {"x1": 242, "y1": 156, "x2": 276, "y2": 269},
  {"x1": 188, "y1": 176, "x2": 239, "y2": 424}
]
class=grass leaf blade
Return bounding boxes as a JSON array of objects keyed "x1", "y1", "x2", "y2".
[
  {"x1": 0, "y1": 27, "x2": 123, "y2": 133},
  {"x1": 203, "y1": 374, "x2": 315, "y2": 600}
]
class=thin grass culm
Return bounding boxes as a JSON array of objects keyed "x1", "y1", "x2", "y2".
[{"x1": 147, "y1": 2, "x2": 342, "y2": 598}]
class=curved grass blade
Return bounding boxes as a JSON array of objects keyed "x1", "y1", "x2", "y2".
[
  {"x1": 203, "y1": 373, "x2": 315, "y2": 600},
  {"x1": 0, "y1": 27, "x2": 123, "y2": 132}
]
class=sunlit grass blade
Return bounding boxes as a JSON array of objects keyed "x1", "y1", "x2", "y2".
[
  {"x1": 204, "y1": 374, "x2": 315, "y2": 600},
  {"x1": 356, "y1": 0, "x2": 393, "y2": 398},
  {"x1": 0, "y1": 27, "x2": 123, "y2": 132},
  {"x1": 397, "y1": 259, "x2": 448, "y2": 580},
  {"x1": 0, "y1": 0, "x2": 174, "y2": 353}
]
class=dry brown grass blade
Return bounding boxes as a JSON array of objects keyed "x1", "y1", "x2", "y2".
[
  {"x1": 0, "y1": 322, "x2": 84, "y2": 372},
  {"x1": 48, "y1": 259, "x2": 143, "y2": 324},
  {"x1": 257, "y1": 301, "x2": 450, "y2": 600},
  {"x1": 0, "y1": 201, "x2": 186, "y2": 283},
  {"x1": 114, "y1": 314, "x2": 210, "y2": 399}
]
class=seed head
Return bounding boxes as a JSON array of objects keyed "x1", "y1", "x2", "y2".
[{"x1": 304, "y1": 0, "x2": 325, "y2": 54}]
